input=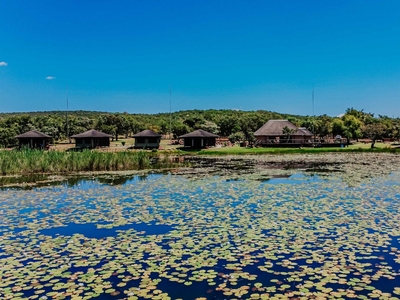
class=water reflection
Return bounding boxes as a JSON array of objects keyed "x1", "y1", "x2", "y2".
[
  {"x1": 1, "y1": 170, "x2": 400, "y2": 299},
  {"x1": 256, "y1": 173, "x2": 327, "y2": 184},
  {"x1": 0, "y1": 173, "x2": 164, "y2": 190},
  {"x1": 0, "y1": 157, "x2": 344, "y2": 189},
  {"x1": 0, "y1": 174, "x2": 49, "y2": 186},
  {"x1": 39, "y1": 222, "x2": 173, "y2": 238}
]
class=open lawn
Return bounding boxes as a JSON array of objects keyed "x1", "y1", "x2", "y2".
[
  {"x1": 48, "y1": 138, "x2": 181, "y2": 152},
  {"x1": 195, "y1": 142, "x2": 397, "y2": 155},
  {"x1": 6, "y1": 139, "x2": 397, "y2": 156}
]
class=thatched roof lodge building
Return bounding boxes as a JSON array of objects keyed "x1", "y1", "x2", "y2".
[
  {"x1": 71, "y1": 129, "x2": 112, "y2": 149},
  {"x1": 15, "y1": 130, "x2": 52, "y2": 149},
  {"x1": 179, "y1": 129, "x2": 219, "y2": 148},
  {"x1": 254, "y1": 120, "x2": 313, "y2": 147},
  {"x1": 132, "y1": 130, "x2": 161, "y2": 149}
]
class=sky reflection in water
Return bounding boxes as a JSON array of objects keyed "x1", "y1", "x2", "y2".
[{"x1": 1, "y1": 171, "x2": 400, "y2": 299}]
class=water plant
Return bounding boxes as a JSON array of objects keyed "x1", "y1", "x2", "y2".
[
  {"x1": 0, "y1": 149, "x2": 180, "y2": 175},
  {"x1": 1, "y1": 169, "x2": 400, "y2": 299}
]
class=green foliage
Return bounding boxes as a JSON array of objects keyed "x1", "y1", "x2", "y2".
[
  {"x1": 0, "y1": 149, "x2": 179, "y2": 175},
  {"x1": 183, "y1": 115, "x2": 204, "y2": 128},
  {"x1": 1, "y1": 108, "x2": 400, "y2": 148},
  {"x1": 332, "y1": 118, "x2": 345, "y2": 137},
  {"x1": 0, "y1": 127, "x2": 19, "y2": 147},
  {"x1": 282, "y1": 126, "x2": 296, "y2": 136},
  {"x1": 217, "y1": 116, "x2": 241, "y2": 136},
  {"x1": 196, "y1": 120, "x2": 219, "y2": 134},
  {"x1": 170, "y1": 122, "x2": 188, "y2": 138},
  {"x1": 342, "y1": 114, "x2": 362, "y2": 139},
  {"x1": 281, "y1": 126, "x2": 296, "y2": 143},
  {"x1": 228, "y1": 131, "x2": 245, "y2": 143}
]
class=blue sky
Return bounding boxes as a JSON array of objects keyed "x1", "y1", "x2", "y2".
[{"x1": 1, "y1": 1, "x2": 400, "y2": 117}]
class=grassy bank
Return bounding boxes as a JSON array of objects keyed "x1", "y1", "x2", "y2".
[
  {"x1": 195, "y1": 143, "x2": 399, "y2": 155},
  {"x1": 0, "y1": 149, "x2": 180, "y2": 175}
]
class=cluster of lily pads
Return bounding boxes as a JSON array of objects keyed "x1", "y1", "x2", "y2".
[{"x1": 1, "y1": 153, "x2": 400, "y2": 299}]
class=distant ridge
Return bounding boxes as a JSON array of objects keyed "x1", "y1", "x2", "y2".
[
  {"x1": 0, "y1": 110, "x2": 109, "y2": 117},
  {"x1": 0, "y1": 109, "x2": 303, "y2": 118}
]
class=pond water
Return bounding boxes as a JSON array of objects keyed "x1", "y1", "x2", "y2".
[{"x1": 1, "y1": 171, "x2": 400, "y2": 299}]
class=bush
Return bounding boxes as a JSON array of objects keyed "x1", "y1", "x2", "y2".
[{"x1": 228, "y1": 132, "x2": 245, "y2": 144}]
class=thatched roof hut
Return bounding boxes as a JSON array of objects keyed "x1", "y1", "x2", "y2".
[
  {"x1": 297, "y1": 127, "x2": 313, "y2": 136},
  {"x1": 255, "y1": 120, "x2": 296, "y2": 136},
  {"x1": 71, "y1": 129, "x2": 112, "y2": 149},
  {"x1": 254, "y1": 120, "x2": 312, "y2": 146},
  {"x1": 15, "y1": 130, "x2": 52, "y2": 149},
  {"x1": 132, "y1": 130, "x2": 161, "y2": 149},
  {"x1": 179, "y1": 129, "x2": 219, "y2": 148}
]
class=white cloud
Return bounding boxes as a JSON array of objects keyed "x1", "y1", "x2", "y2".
[
  {"x1": 46, "y1": 76, "x2": 56, "y2": 80},
  {"x1": 0, "y1": 61, "x2": 7, "y2": 67}
]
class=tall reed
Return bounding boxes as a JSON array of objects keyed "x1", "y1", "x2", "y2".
[{"x1": 0, "y1": 149, "x2": 182, "y2": 175}]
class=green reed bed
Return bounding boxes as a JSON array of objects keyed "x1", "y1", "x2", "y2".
[{"x1": 0, "y1": 149, "x2": 179, "y2": 175}]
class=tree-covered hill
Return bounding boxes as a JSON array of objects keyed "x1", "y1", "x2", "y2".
[
  {"x1": 0, "y1": 110, "x2": 109, "y2": 119},
  {"x1": 0, "y1": 108, "x2": 399, "y2": 147}
]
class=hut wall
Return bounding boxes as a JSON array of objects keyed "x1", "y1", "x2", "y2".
[
  {"x1": 18, "y1": 138, "x2": 49, "y2": 149},
  {"x1": 256, "y1": 136, "x2": 280, "y2": 144},
  {"x1": 97, "y1": 137, "x2": 110, "y2": 147},
  {"x1": 134, "y1": 137, "x2": 160, "y2": 149},
  {"x1": 183, "y1": 137, "x2": 216, "y2": 148},
  {"x1": 74, "y1": 138, "x2": 91, "y2": 148},
  {"x1": 206, "y1": 137, "x2": 216, "y2": 147},
  {"x1": 183, "y1": 138, "x2": 192, "y2": 147},
  {"x1": 255, "y1": 136, "x2": 267, "y2": 144},
  {"x1": 75, "y1": 137, "x2": 110, "y2": 148},
  {"x1": 292, "y1": 136, "x2": 311, "y2": 144}
]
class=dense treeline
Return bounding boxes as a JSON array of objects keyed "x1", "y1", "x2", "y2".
[{"x1": 0, "y1": 108, "x2": 399, "y2": 147}]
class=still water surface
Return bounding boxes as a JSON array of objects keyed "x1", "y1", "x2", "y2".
[{"x1": 1, "y1": 172, "x2": 400, "y2": 299}]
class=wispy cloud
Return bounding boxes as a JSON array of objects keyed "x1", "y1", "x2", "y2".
[
  {"x1": 0, "y1": 61, "x2": 7, "y2": 67},
  {"x1": 46, "y1": 76, "x2": 56, "y2": 80}
]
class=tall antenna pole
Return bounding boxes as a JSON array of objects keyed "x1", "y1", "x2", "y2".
[
  {"x1": 66, "y1": 86, "x2": 70, "y2": 143},
  {"x1": 169, "y1": 85, "x2": 172, "y2": 141},
  {"x1": 312, "y1": 88, "x2": 315, "y2": 116},
  {"x1": 312, "y1": 87, "x2": 315, "y2": 146}
]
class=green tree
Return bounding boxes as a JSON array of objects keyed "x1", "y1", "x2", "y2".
[
  {"x1": 183, "y1": 115, "x2": 204, "y2": 129},
  {"x1": 95, "y1": 114, "x2": 124, "y2": 140},
  {"x1": 282, "y1": 126, "x2": 296, "y2": 143},
  {"x1": 33, "y1": 115, "x2": 64, "y2": 140},
  {"x1": 5, "y1": 115, "x2": 33, "y2": 134},
  {"x1": 128, "y1": 117, "x2": 145, "y2": 135},
  {"x1": 171, "y1": 123, "x2": 189, "y2": 139},
  {"x1": 342, "y1": 114, "x2": 362, "y2": 143},
  {"x1": 0, "y1": 126, "x2": 19, "y2": 147},
  {"x1": 315, "y1": 115, "x2": 333, "y2": 138},
  {"x1": 332, "y1": 118, "x2": 345, "y2": 137},
  {"x1": 287, "y1": 117, "x2": 301, "y2": 127},
  {"x1": 239, "y1": 114, "x2": 264, "y2": 143},
  {"x1": 217, "y1": 116, "x2": 241, "y2": 136},
  {"x1": 196, "y1": 120, "x2": 219, "y2": 134},
  {"x1": 68, "y1": 116, "x2": 95, "y2": 137},
  {"x1": 362, "y1": 123, "x2": 386, "y2": 148},
  {"x1": 228, "y1": 131, "x2": 245, "y2": 144}
]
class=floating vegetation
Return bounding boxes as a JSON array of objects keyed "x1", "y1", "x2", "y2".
[{"x1": 1, "y1": 155, "x2": 400, "y2": 299}]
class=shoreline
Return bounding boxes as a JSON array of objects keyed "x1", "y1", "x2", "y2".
[{"x1": 2, "y1": 152, "x2": 399, "y2": 188}]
